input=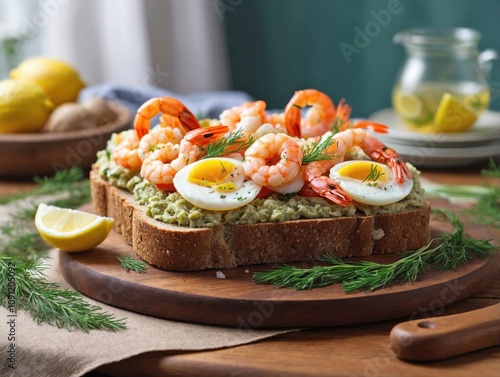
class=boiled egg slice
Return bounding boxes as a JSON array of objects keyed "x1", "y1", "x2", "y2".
[
  {"x1": 329, "y1": 160, "x2": 413, "y2": 206},
  {"x1": 173, "y1": 157, "x2": 262, "y2": 211}
]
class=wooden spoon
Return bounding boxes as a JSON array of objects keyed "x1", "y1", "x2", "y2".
[{"x1": 389, "y1": 303, "x2": 500, "y2": 361}]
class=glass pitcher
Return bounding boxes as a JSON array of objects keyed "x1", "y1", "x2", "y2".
[{"x1": 392, "y1": 28, "x2": 497, "y2": 132}]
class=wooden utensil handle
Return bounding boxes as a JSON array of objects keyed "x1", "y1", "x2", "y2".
[{"x1": 390, "y1": 303, "x2": 500, "y2": 361}]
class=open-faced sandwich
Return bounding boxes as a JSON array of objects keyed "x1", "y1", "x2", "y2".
[{"x1": 91, "y1": 89, "x2": 430, "y2": 271}]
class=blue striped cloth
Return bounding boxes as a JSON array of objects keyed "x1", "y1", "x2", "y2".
[{"x1": 79, "y1": 83, "x2": 255, "y2": 124}]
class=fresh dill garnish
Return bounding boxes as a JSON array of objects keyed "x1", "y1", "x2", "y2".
[
  {"x1": 463, "y1": 160, "x2": 499, "y2": 227},
  {"x1": 301, "y1": 133, "x2": 337, "y2": 164},
  {"x1": 0, "y1": 168, "x2": 126, "y2": 331},
  {"x1": 0, "y1": 255, "x2": 126, "y2": 332},
  {"x1": 462, "y1": 185, "x2": 500, "y2": 228},
  {"x1": 422, "y1": 159, "x2": 499, "y2": 228},
  {"x1": 117, "y1": 255, "x2": 148, "y2": 273},
  {"x1": 330, "y1": 117, "x2": 351, "y2": 135},
  {"x1": 202, "y1": 129, "x2": 253, "y2": 159},
  {"x1": 0, "y1": 223, "x2": 46, "y2": 258},
  {"x1": 253, "y1": 209, "x2": 496, "y2": 291},
  {"x1": 220, "y1": 161, "x2": 227, "y2": 173},
  {"x1": 481, "y1": 158, "x2": 500, "y2": 178},
  {"x1": 363, "y1": 164, "x2": 385, "y2": 183},
  {"x1": 0, "y1": 167, "x2": 89, "y2": 205}
]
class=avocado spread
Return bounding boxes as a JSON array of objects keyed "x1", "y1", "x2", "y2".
[{"x1": 95, "y1": 143, "x2": 426, "y2": 229}]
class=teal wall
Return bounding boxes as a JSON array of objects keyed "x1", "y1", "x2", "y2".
[{"x1": 223, "y1": 0, "x2": 500, "y2": 117}]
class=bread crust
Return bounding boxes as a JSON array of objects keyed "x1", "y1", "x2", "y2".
[{"x1": 90, "y1": 168, "x2": 431, "y2": 271}]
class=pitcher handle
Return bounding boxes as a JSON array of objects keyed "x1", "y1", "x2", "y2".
[{"x1": 478, "y1": 49, "x2": 498, "y2": 76}]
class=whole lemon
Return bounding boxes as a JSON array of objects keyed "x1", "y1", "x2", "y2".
[
  {"x1": 0, "y1": 79, "x2": 54, "y2": 133},
  {"x1": 9, "y1": 56, "x2": 86, "y2": 106}
]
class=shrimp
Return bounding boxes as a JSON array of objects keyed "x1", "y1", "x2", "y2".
[
  {"x1": 140, "y1": 125, "x2": 230, "y2": 190},
  {"x1": 284, "y1": 90, "x2": 381, "y2": 139},
  {"x1": 140, "y1": 143, "x2": 182, "y2": 190},
  {"x1": 252, "y1": 122, "x2": 287, "y2": 139},
  {"x1": 243, "y1": 133, "x2": 303, "y2": 188},
  {"x1": 301, "y1": 132, "x2": 353, "y2": 205},
  {"x1": 267, "y1": 112, "x2": 285, "y2": 127},
  {"x1": 302, "y1": 127, "x2": 411, "y2": 205},
  {"x1": 140, "y1": 139, "x2": 202, "y2": 190},
  {"x1": 284, "y1": 89, "x2": 336, "y2": 139},
  {"x1": 134, "y1": 97, "x2": 200, "y2": 140},
  {"x1": 138, "y1": 125, "x2": 185, "y2": 161},
  {"x1": 111, "y1": 130, "x2": 142, "y2": 170},
  {"x1": 219, "y1": 100, "x2": 268, "y2": 133}
]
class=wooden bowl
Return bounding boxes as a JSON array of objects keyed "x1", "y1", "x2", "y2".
[{"x1": 0, "y1": 101, "x2": 131, "y2": 178}]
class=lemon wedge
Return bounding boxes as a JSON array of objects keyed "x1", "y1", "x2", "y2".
[
  {"x1": 35, "y1": 203, "x2": 114, "y2": 252},
  {"x1": 433, "y1": 92, "x2": 477, "y2": 132}
]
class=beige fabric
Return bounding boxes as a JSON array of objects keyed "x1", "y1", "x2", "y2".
[{"x1": 0, "y1": 203, "x2": 296, "y2": 377}]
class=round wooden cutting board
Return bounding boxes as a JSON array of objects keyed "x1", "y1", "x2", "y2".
[{"x1": 59, "y1": 216, "x2": 500, "y2": 328}]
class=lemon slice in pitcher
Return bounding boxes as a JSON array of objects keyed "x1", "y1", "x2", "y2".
[
  {"x1": 433, "y1": 92, "x2": 477, "y2": 132},
  {"x1": 393, "y1": 92, "x2": 424, "y2": 119},
  {"x1": 35, "y1": 203, "x2": 114, "y2": 252}
]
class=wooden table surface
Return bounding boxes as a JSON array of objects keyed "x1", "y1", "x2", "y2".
[{"x1": 2, "y1": 162, "x2": 499, "y2": 377}]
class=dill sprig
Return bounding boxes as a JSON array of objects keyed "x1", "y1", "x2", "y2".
[
  {"x1": 460, "y1": 160, "x2": 499, "y2": 227},
  {"x1": 117, "y1": 255, "x2": 148, "y2": 273},
  {"x1": 0, "y1": 223, "x2": 46, "y2": 259},
  {"x1": 462, "y1": 185, "x2": 500, "y2": 228},
  {"x1": 301, "y1": 133, "x2": 337, "y2": 164},
  {"x1": 362, "y1": 164, "x2": 385, "y2": 183},
  {"x1": 330, "y1": 117, "x2": 351, "y2": 134},
  {"x1": 0, "y1": 167, "x2": 89, "y2": 205},
  {"x1": 421, "y1": 160, "x2": 499, "y2": 228},
  {"x1": 0, "y1": 168, "x2": 126, "y2": 331},
  {"x1": 253, "y1": 209, "x2": 496, "y2": 292},
  {"x1": 0, "y1": 255, "x2": 126, "y2": 332},
  {"x1": 202, "y1": 129, "x2": 253, "y2": 159},
  {"x1": 481, "y1": 158, "x2": 500, "y2": 178}
]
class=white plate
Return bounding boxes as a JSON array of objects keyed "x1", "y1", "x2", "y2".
[
  {"x1": 368, "y1": 108, "x2": 500, "y2": 147},
  {"x1": 381, "y1": 140, "x2": 500, "y2": 168}
]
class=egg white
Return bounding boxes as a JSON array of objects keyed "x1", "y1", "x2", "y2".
[
  {"x1": 173, "y1": 157, "x2": 262, "y2": 211},
  {"x1": 329, "y1": 161, "x2": 413, "y2": 205}
]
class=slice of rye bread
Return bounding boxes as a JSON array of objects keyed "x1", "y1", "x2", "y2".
[{"x1": 90, "y1": 168, "x2": 431, "y2": 271}]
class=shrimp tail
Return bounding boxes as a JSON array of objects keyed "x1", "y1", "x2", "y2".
[
  {"x1": 284, "y1": 104, "x2": 302, "y2": 138},
  {"x1": 335, "y1": 98, "x2": 352, "y2": 122},
  {"x1": 309, "y1": 176, "x2": 352, "y2": 206},
  {"x1": 352, "y1": 121, "x2": 389, "y2": 134},
  {"x1": 134, "y1": 112, "x2": 151, "y2": 140},
  {"x1": 361, "y1": 136, "x2": 412, "y2": 184}
]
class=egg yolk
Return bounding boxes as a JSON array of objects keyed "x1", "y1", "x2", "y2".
[
  {"x1": 336, "y1": 161, "x2": 389, "y2": 183},
  {"x1": 187, "y1": 159, "x2": 238, "y2": 192}
]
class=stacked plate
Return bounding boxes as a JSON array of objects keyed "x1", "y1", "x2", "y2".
[{"x1": 367, "y1": 108, "x2": 500, "y2": 168}]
